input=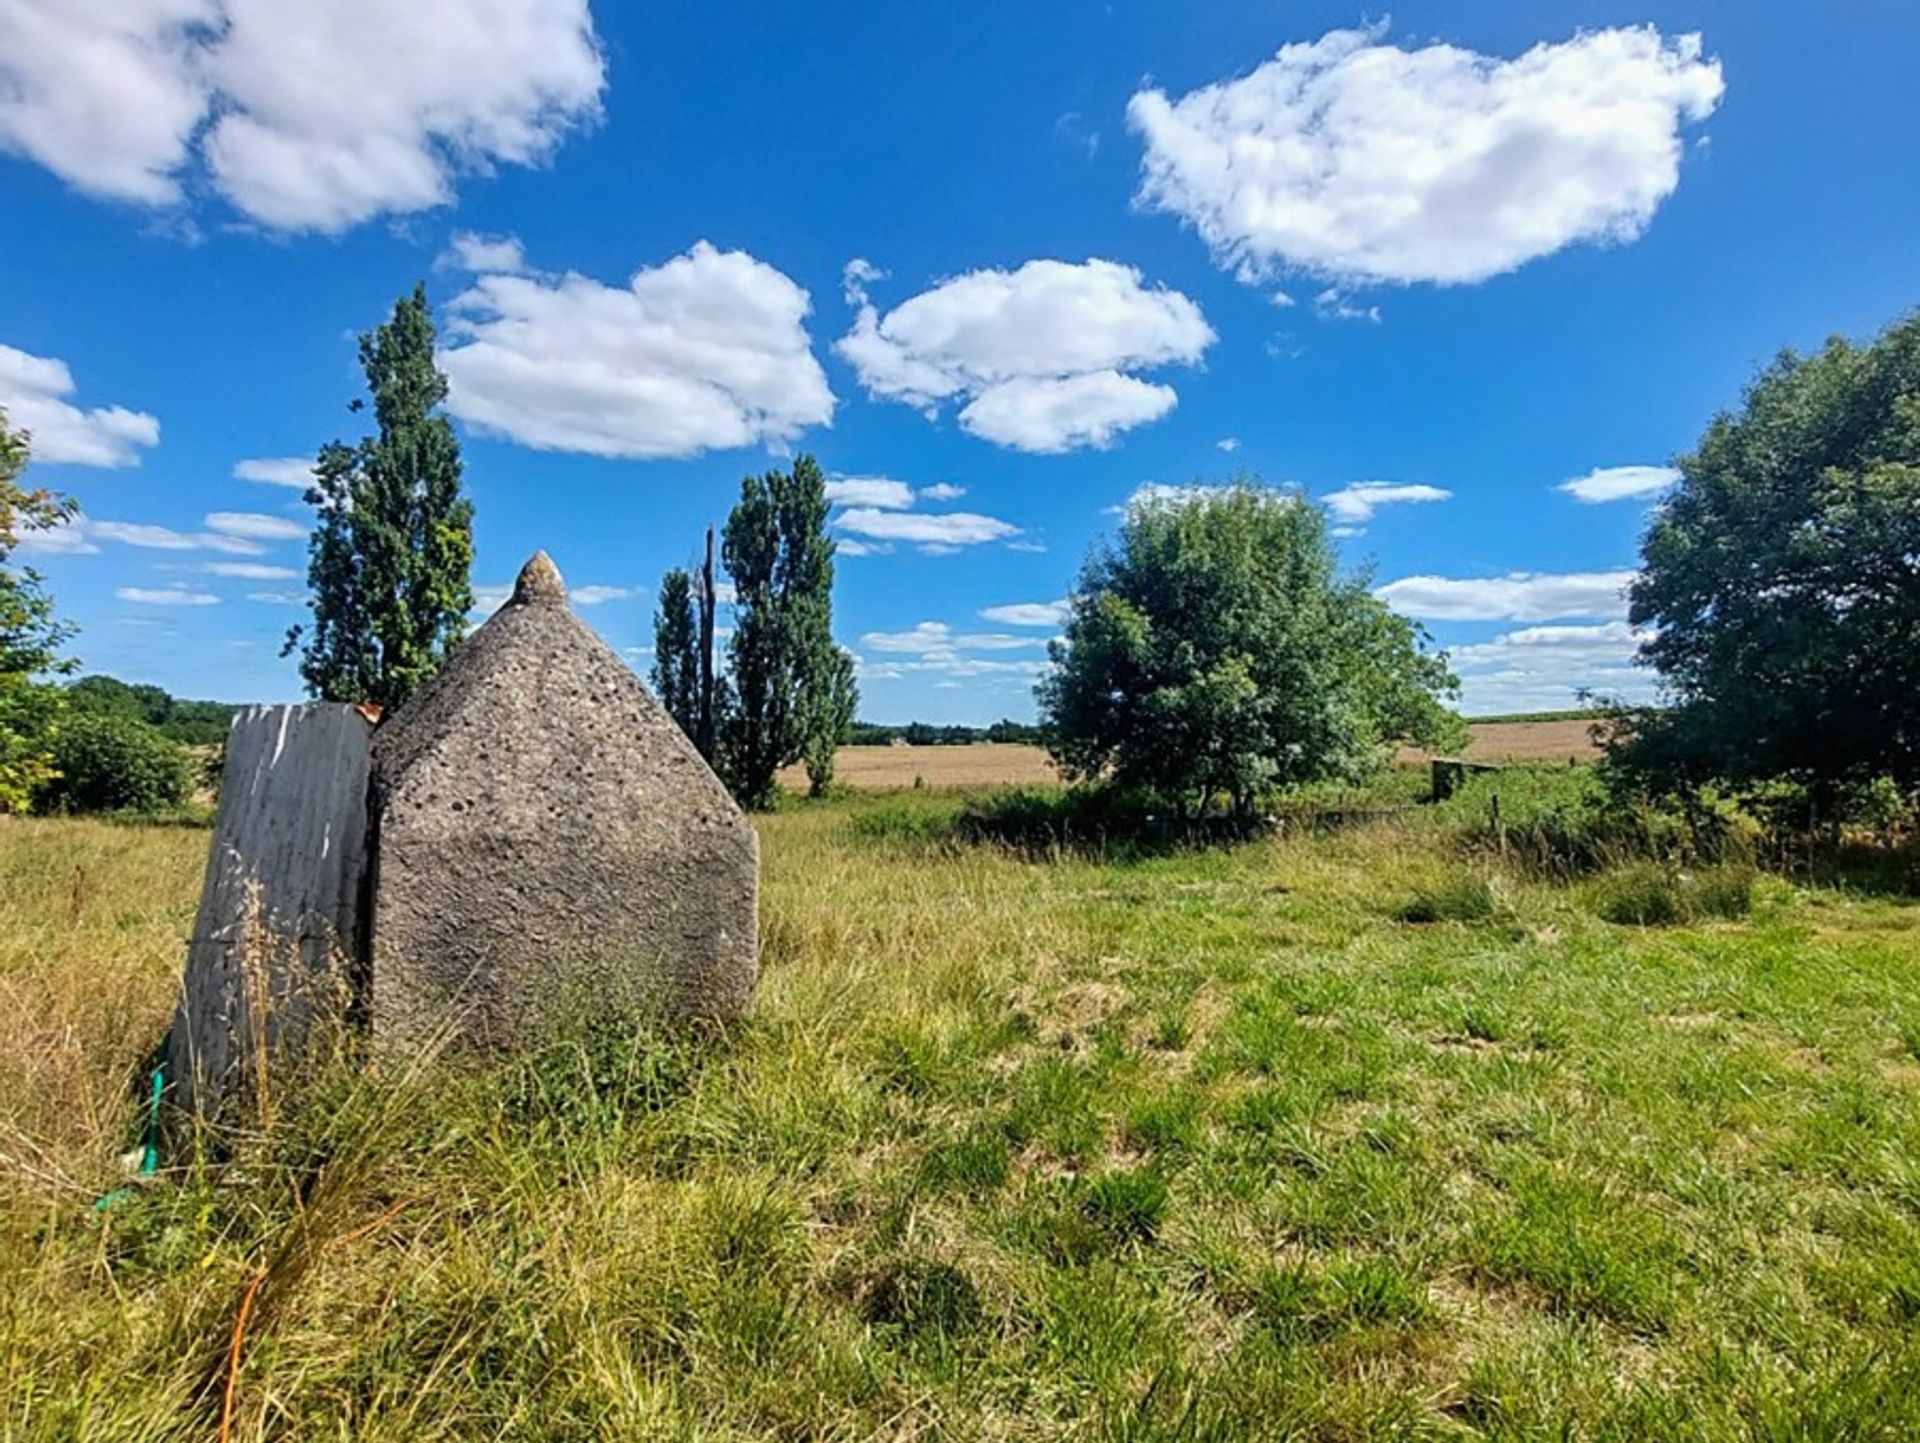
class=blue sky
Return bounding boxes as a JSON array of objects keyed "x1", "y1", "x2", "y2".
[{"x1": 4, "y1": 1, "x2": 1916, "y2": 723}]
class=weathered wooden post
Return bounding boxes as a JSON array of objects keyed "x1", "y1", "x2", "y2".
[{"x1": 168, "y1": 704, "x2": 374, "y2": 1118}]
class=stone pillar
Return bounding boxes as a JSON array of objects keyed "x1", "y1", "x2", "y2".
[{"x1": 168, "y1": 703, "x2": 374, "y2": 1118}]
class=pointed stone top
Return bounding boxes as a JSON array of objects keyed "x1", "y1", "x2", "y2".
[{"x1": 512, "y1": 550, "x2": 565, "y2": 607}]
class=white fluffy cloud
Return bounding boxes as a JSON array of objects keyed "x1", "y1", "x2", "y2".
[
  {"x1": 439, "y1": 239, "x2": 835, "y2": 460},
  {"x1": 118, "y1": 584, "x2": 219, "y2": 606},
  {"x1": 862, "y1": 621, "x2": 1043, "y2": 654},
  {"x1": 855, "y1": 620, "x2": 1050, "y2": 685},
  {"x1": 1447, "y1": 621, "x2": 1655, "y2": 714},
  {"x1": 1376, "y1": 569, "x2": 1636, "y2": 621},
  {"x1": 1322, "y1": 481, "x2": 1451, "y2": 524},
  {"x1": 0, "y1": 0, "x2": 604, "y2": 232},
  {"x1": 30, "y1": 517, "x2": 267, "y2": 556},
  {"x1": 837, "y1": 258, "x2": 1212, "y2": 452},
  {"x1": 233, "y1": 456, "x2": 316, "y2": 489},
  {"x1": 571, "y1": 584, "x2": 634, "y2": 605},
  {"x1": 205, "y1": 510, "x2": 307, "y2": 542},
  {"x1": 1558, "y1": 464, "x2": 1680, "y2": 503},
  {"x1": 204, "y1": 561, "x2": 299, "y2": 579},
  {"x1": 979, "y1": 600, "x2": 1068, "y2": 628},
  {"x1": 836, "y1": 507, "x2": 1020, "y2": 552},
  {"x1": 1129, "y1": 25, "x2": 1723, "y2": 288},
  {"x1": 0, "y1": 343, "x2": 158, "y2": 467},
  {"x1": 825, "y1": 476, "x2": 916, "y2": 509}
]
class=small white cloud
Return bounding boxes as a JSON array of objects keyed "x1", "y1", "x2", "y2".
[
  {"x1": 118, "y1": 585, "x2": 219, "y2": 607},
  {"x1": 841, "y1": 257, "x2": 884, "y2": 306},
  {"x1": 857, "y1": 620, "x2": 1050, "y2": 682},
  {"x1": 1006, "y1": 539, "x2": 1048, "y2": 554},
  {"x1": 1322, "y1": 481, "x2": 1452, "y2": 524},
  {"x1": 204, "y1": 561, "x2": 299, "y2": 579},
  {"x1": 836, "y1": 257, "x2": 1212, "y2": 452},
  {"x1": 1215, "y1": 436, "x2": 1240, "y2": 453},
  {"x1": 1376, "y1": 569, "x2": 1636, "y2": 621},
  {"x1": 1129, "y1": 24, "x2": 1724, "y2": 288},
  {"x1": 571, "y1": 584, "x2": 635, "y2": 606},
  {"x1": 836, "y1": 537, "x2": 891, "y2": 558},
  {"x1": 979, "y1": 600, "x2": 1068, "y2": 627},
  {"x1": 919, "y1": 481, "x2": 966, "y2": 501},
  {"x1": 87, "y1": 518, "x2": 267, "y2": 555},
  {"x1": 246, "y1": 590, "x2": 303, "y2": 604},
  {"x1": 205, "y1": 510, "x2": 307, "y2": 542},
  {"x1": 233, "y1": 456, "x2": 316, "y2": 489},
  {"x1": 440, "y1": 232, "x2": 529, "y2": 275},
  {"x1": 836, "y1": 507, "x2": 1020, "y2": 549},
  {"x1": 0, "y1": 343, "x2": 159, "y2": 467},
  {"x1": 825, "y1": 476, "x2": 915, "y2": 509},
  {"x1": 1558, "y1": 464, "x2": 1680, "y2": 503},
  {"x1": 13, "y1": 517, "x2": 100, "y2": 556},
  {"x1": 1313, "y1": 290, "x2": 1382, "y2": 324},
  {"x1": 440, "y1": 239, "x2": 835, "y2": 460}
]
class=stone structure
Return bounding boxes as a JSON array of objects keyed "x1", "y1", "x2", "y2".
[
  {"x1": 367, "y1": 552, "x2": 758, "y2": 1047},
  {"x1": 169, "y1": 703, "x2": 374, "y2": 1117}
]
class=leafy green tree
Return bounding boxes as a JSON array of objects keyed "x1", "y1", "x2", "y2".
[
  {"x1": 718, "y1": 455, "x2": 856, "y2": 808},
  {"x1": 1039, "y1": 483, "x2": 1461, "y2": 815},
  {"x1": 800, "y1": 644, "x2": 856, "y2": 796},
  {"x1": 651, "y1": 566, "x2": 702, "y2": 743},
  {"x1": 39, "y1": 711, "x2": 193, "y2": 815},
  {"x1": 1622, "y1": 312, "x2": 1920, "y2": 799},
  {"x1": 286, "y1": 284, "x2": 473, "y2": 710},
  {"x1": 0, "y1": 408, "x2": 78, "y2": 812}
]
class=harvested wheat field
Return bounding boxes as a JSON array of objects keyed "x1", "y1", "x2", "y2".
[{"x1": 784, "y1": 719, "x2": 1603, "y2": 793}]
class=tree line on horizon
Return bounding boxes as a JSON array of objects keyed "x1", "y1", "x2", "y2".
[{"x1": 3, "y1": 285, "x2": 1917, "y2": 829}]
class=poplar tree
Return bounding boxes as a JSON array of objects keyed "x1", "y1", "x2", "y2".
[
  {"x1": 651, "y1": 566, "x2": 701, "y2": 743},
  {"x1": 718, "y1": 454, "x2": 856, "y2": 807},
  {"x1": 286, "y1": 283, "x2": 473, "y2": 711}
]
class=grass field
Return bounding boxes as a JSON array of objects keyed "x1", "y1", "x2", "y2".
[
  {"x1": 4, "y1": 790, "x2": 1920, "y2": 1439},
  {"x1": 778, "y1": 719, "x2": 1605, "y2": 793}
]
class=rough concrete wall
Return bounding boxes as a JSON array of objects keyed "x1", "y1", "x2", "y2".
[
  {"x1": 169, "y1": 704, "x2": 373, "y2": 1117},
  {"x1": 369, "y1": 553, "x2": 758, "y2": 1050}
]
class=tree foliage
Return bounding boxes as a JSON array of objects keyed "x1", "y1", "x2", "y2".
[
  {"x1": 0, "y1": 407, "x2": 77, "y2": 812},
  {"x1": 717, "y1": 455, "x2": 856, "y2": 808},
  {"x1": 287, "y1": 284, "x2": 473, "y2": 711},
  {"x1": 1621, "y1": 312, "x2": 1920, "y2": 797},
  {"x1": 66, "y1": 674, "x2": 237, "y2": 746},
  {"x1": 651, "y1": 567, "x2": 701, "y2": 743},
  {"x1": 800, "y1": 644, "x2": 857, "y2": 796},
  {"x1": 38, "y1": 711, "x2": 193, "y2": 815},
  {"x1": 1039, "y1": 483, "x2": 1462, "y2": 814}
]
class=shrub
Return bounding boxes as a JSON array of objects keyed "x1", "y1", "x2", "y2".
[
  {"x1": 37, "y1": 711, "x2": 192, "y2": 815},
  {"x1": 1437, "y1": 766, "x2": 1759, "y2": 875}
]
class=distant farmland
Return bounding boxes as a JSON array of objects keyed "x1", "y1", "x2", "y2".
[{"x1": 781, "y1": 717, "x2": 1604, "y2": 791}]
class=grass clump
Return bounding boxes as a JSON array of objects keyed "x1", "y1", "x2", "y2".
[
  {"x1": 1589, "y1": 862, "x2": 1757, "y2": 926},
  {"x1": 1394, "y1": 870, "x2": 1500, "y2": 924}
]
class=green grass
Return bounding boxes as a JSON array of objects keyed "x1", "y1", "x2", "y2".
[{"x1": 4, "y1": 795, "x2": 1920, "y2": 1438}]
